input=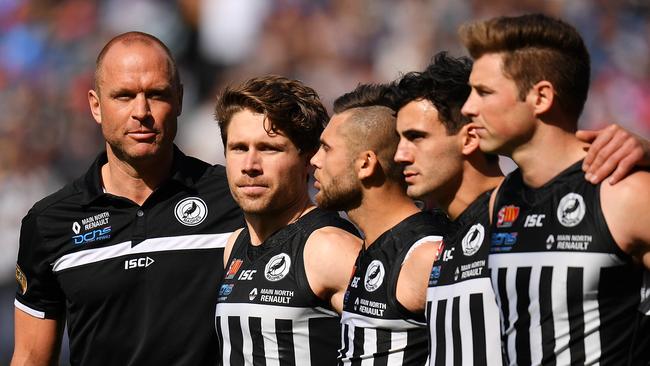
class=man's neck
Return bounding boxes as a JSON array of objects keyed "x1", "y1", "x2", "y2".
[
  {"x1": 348, "y1": 184, "x2": 420, "y2": 246},
  {"x1": 446, "y1": 166, "x2": 503, "y2": 221},
  {"x1": 101, "y1": 147, "x2": 174, "y2": 205},
  {"x1": 245, "y1": 195, "x2": 314, "y2": 245},
  {"x1": 511, "y1": 124, "x2": 587, "y2": 188}
]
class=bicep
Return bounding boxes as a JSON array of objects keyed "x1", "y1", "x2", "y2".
[
  {"x1": 12, "y1": 309, "x2": 64, "y2": 366},
  {"x1": 396, "y1": 241, "x2": 442, "y2": 314},
  {"x1": 601, "y1": 172, "x2": 650, "y2": 269}
]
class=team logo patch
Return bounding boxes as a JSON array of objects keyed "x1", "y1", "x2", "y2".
[
  {"x1": 557, "y1": 193, "x2": 585, "y2": 227},
  {"x1": 174, "y1": 197, "x2": 208, "y2": 226},
  {"x1": 497, "y1": 205, "x2": 520, "y2": 228},
  {"x1": 15, "y1": 264, "x2": 27, "y2": 295},
  {"x1": 462, "y1": 224, "x2": 484, "y2": 256},
  {"x1": 264, "y1": 253, "x2": 291, "y2": 282},
  {"x1": 225, "y1": 259, "x2": 244, "y2": 280},
  {"x1": 364, "y1": 260, "x2": 385, "y2": 292}
]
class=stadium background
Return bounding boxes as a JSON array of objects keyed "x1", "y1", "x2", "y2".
[{"x1": 1, "y1": 0, "x2": 649, "y2": 362}]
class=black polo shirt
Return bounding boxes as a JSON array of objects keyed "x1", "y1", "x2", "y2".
[{"x1": 15, "y1": 147, "x2": 244, "y2": 365}]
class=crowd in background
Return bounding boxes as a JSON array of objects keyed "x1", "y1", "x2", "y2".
[{"x1": 1, "y1": 0, "x2": 649, "y2": 361}]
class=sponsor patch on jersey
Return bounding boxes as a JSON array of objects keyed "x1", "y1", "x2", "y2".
[
  {"x1": 546, "y1": 234, "x2": 555, "y2": 250},
  {"x1": 71, "y1": 226, "x2": 112, "y2": 245},
  {"x1": 429, "y1": 265, "x2": 441, "y2": 286},
  {"x1": 555, "y1": 234, "x2": 592, "y2": 251},
  {"x1": 219, "y1": 284, "x2": 234, "y2": 297},
  {"x1": 71, "y1": 211, "x2": 112, "y2": 245},
  {"x1": 557, "y1": 193, "x2": 585, "y2": 227},
  {"x1": 78, "y1": 211, "x2": 110, "y2": 231},
  {"x1": 434, "y1": 241, "x2": 445, "y2": 261},
  {"x1": 462, "y1": 224, "x2": 484, "y2": 256},
  {"x1": 497, "y1": 205, "x2": 520, "y2": 228},
  {"x1": 491, "y1": 232, "x2": 518, "y2": 252},
  {"x1": 259, "y1": 288, "x2": 294, "y2": 304},
  {"x1": 249, "y1": 288, "x2": 258, "y2": 301},
  {"x1": 174, "y1": 197, "x2": 208, "y2": 226},
  {"x1": 264, "y1": 253, "x2": 291, "y2": 282},
  {"x1": 16, "y1": 264, "x2": 27, "y2": 295},
  {"x1": 364, "y1": 260, "x2": 385, "y2": 292},
  {"x1": 225, "y1": 259, "x2": 244, "y2": 280},
  {"x1": 458, "y1": 260, "x2": 486, "y2": 281}
]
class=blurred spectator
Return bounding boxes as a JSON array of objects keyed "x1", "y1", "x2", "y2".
[{"x1": 1, "y1": 0, "x2": 648, "y2": 364}]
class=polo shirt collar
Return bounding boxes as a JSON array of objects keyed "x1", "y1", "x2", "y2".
[{"x1": 78, "y1": 145, "x2": 197, "y2": 205}]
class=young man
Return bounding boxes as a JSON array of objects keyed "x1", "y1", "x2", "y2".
[
  {"x1": 461, "y1": 14, "x2": 650, "y2": 364},
  {"x1": 213, "y1": 75, "x2": 362, "y2": 366},
  {"x1": 13, "y1": 32, "x2": 243, "y2": 365},
  {"x1": 393, "y1": 52, "x2": 505, "y2": 365},
  {"x1": 311, "y1": 84, "x2": 448, "y2": 364}
]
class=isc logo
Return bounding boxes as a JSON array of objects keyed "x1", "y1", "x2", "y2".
[
  {"x1": 524, "y1": 214, "x2": 545, "y2": 227},
  {"x1": 124, "y1": 257, "x2": 154, "y2": 269},
  {"x1": 238, "y1": 269, "x2": 256, "y2": 280}
]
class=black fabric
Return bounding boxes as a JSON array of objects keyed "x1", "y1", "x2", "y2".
[{"x1": 15, "y1": 147, "x2": 244, "y2": 366}]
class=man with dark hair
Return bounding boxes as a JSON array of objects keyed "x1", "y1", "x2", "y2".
[
  {"x1": 12, "y1": 32, "x2": 243, "y2": 365},
  {"x1": 393, "y1": 52, "x2": 505, "y2": 365},
  {"x1": 311, "y1": 83, "x2": 448, "y2": 365},
  {"x1": 214, "y1": 75, "x2": 362, "y2": 366},
  {"x1": 461, "y1": 13, "x2": 650, "y2": 364}
]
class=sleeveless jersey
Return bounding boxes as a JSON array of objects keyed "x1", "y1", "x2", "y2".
[
  {"x1": 489, "y1": 160, "x2": 650, "y2": 365},
  {"x1": 215, "y1": 208, "x2": 359, "y2": 366},
  {"x1": 426, "y1": 191, "x2": 504, "y2": 366},
  {"x1": 339, "y1": 211, "x2": 447, "y2": 365}
]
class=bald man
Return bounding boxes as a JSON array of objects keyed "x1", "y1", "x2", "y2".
[{"x1": 12, "y1": 32, "x2": 243, "y2": 365}]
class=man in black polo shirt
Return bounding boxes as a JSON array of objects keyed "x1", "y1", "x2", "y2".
[{"x1": 12, "y1": 32, "x2": 243, "y2": 365}]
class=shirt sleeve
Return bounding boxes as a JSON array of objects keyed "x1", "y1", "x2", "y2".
[{"x1": 14, "y1": 209, "x2": 66, "y2": 319}]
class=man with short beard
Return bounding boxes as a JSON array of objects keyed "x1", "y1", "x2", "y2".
[
  {"x1": 214, "y1": 75, "x2": 362, "y2": 366},
  {"x1": 311, "y1": 84, "x2": 448, "y2": 365}
]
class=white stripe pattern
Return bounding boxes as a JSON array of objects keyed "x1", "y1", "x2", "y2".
[
  {"x1": 15, "y1": 298, "x2": 45, "y2": 319},
  {"x1": 52, "y1": 232, "x2": 232, "y2": 272},
  {"x1": 427, "y1": 277, "x2": 502, "y2": 365},
  {"x1": 490, "y1": 251, "x2": 620, "y2": 365},
  {"x1": 216, "y1": 302, "x2": 337, "y2": 366}
]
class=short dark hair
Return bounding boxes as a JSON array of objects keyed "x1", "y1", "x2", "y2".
[
  {"x1": 95, "y1": 31, "x2": 180, "y2": 93},
  {"x1": 333, "y1": 83, "x2": 399, "y2": 113},
  {"x1": 460, "y1": 13, "x2": 590, "y2": 121},
  {"x1": 393, "y1": 52, "x2": 473, "y2": 135},
  {"x1": 214, "y1": 75, "x2": 328, "y2": 155},
  {"x1": 332, "y1": 83, "x2": 404, "y2": 184}
]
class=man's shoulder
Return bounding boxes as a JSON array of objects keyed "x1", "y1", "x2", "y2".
[{"x1": 29, "y1": 178, "x2": 84, "y2": 217}]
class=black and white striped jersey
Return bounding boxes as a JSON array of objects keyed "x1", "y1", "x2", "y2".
[
  {"x1": 339, "y1": 211, "x2": 447, "y2": 365},
  {"x1": 216, "y1": 208, "x2": 359, "y2": 366},
  {"x1": 426, "y1": 191, "x2": 504, "y2": 366},
  {"x1": 490, "y1": 160, "x2": 650, "y2": 365}
]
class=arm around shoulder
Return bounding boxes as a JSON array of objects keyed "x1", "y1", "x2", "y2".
[
  {"x1": 11, "y1": 309, "x2": 64, "y2": 366},
  {"x1": 303, "y1": 226, "x2": 363, "y2": 314},
  {"x1": 600, "y1": 170, "x2": 650, "y2": 270}
]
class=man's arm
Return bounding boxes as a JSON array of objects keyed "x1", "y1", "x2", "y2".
[
  {"x1": 223, "y1": 228, "x2": 244, "y2": 269},
  {"x1": 577, "y1": 124, "x2": 650, "y2": 185},
  {"x1": 11, "y1": 310, "x2": 64, "y2": 366},
  {"x1": 303, "y1": 227, "x2": 363, "y2": 313},
  {"x1": 396, "y1": 239, "x2": 442, "y2": 314},
  {"x1": 600, "y1": 170, "x2": 650, "y2": 269}
]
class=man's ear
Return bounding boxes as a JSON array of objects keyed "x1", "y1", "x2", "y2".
[
  {"x1": 460, "y1": 123, "x2": 482, "y2": 156},
  {"x1": 356, "y1": 150, "x2": 378, "y2": 180},
  {"x1": 88, "y1": 90, "x2": 102, "y2": 125},
  {"x1": 529, "y1": 80, "x2": 554, "y2": 116}
]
